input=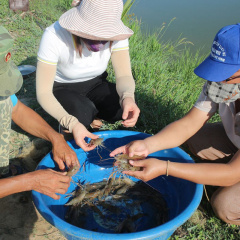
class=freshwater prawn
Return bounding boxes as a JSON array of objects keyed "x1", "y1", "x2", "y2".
[
  {"x1": 88, "y1": 138, "x2": 111, "y2": 160},
  {"x1": 66, "y1": 165, "x2": 80, "y2": 177},
  {"x1": 65, "y1": 185, "x2": 87, "y2": 206},
  {"x1": 113, "y1": 153, "x2": 145, "y2": 171},
  {"x1": 65, "y1": 140, "x2": 169, "y2": 233}
]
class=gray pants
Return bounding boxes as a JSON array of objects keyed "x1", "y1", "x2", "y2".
[{"x1": 186, "y1": 122, "x2": 240, "y2": 225}]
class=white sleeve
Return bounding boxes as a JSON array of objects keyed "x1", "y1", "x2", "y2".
[
  {"x1": 112, "y1": 38, "x2": 129, "y2": 52},
  {"x1": 194, "y1": 83, "x2": 218, "y2": 113},
  {"x1": 37, "y1": 28, "x2": 63, "y2": 65}
]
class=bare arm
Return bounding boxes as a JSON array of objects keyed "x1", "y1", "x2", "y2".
[
  {"x1": 119, "y1": 107, "x2": 240, "y2": 186},
  {"x1": 111, "y1": 107, "x2": 213, "y2": 157},
  {"x1": 168, "y1": 149, "x2": 240, "y2": 186},
  {"x1": 145, "y1": 107, "x2": 213, "y2": 153},
  {"x1": 12, "y1": 100, "x2": 60, "y2": 142},
  {"x1": 12, "y1": 100, "x2": 79, "y2": 169},
  {"x1": 0, "y1": 169, "x2": 71, "y2": 199},
  {"x1": 125, "y1": 150, "x2": 240, "y2": 186}
]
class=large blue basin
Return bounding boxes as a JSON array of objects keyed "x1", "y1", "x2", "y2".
[{"x1": 32, "y1": 130, "x2": 203, "y2": 240}]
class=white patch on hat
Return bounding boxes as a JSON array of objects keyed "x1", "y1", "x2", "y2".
[{"x1": 210, "y1": 41, "x2": 226, "y2": 62}]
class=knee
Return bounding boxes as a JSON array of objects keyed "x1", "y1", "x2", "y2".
[{"x1": 211, "y1": 188, "x2": 240, "y2": 225}]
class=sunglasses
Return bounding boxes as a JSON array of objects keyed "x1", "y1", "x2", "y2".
[{"x1": 225, "y1": 75, "x2": 240, "y2": 82}]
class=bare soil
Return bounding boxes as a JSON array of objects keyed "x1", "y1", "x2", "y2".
[
  {"x1": 0, "y1": 191, "x2": 65, "y2": 240},
  {"x1": 0, "y1": 129, "x2": 66, "y2": 240}
]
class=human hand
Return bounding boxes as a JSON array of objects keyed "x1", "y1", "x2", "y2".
[
  {"x1": 123, "y1": 158, "x2": 167, "y2": 182},
  {"x1": 52, "y1": 134, "x2": 80, "y2": 171},
  {"x1": 110, "y1": 140, "x2": 149, "y2": 158},
  {"x1": 72, "y1": 122, "x2": 99, "y2": 151},
  {"x1": 30, "y1": 169, "x2": 71, "y2": 200},
  {"x1": 121, "y1": 97, "x2": 140, "y2": 127}
]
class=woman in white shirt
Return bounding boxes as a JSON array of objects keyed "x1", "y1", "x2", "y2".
[{"x1": 36, "y1": 0, "x2": 140, "y2": 151}]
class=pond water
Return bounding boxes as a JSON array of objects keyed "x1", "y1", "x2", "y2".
[{"x1": 128, "y1": 0, "x2": 240, "y2": 55}]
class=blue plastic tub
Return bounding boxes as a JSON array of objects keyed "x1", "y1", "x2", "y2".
[{"x1": 32, "y1": 130, "x2": 203, "y2": 240}]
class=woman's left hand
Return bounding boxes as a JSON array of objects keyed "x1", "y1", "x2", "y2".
[{"x1": 121, "y1": 97, "x2": 140, "y2": 127}]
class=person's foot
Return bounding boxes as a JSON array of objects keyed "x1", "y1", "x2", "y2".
[
  {"x1": 90, "y1": 119, "x2": 103, "y2": 131},
  {"x1": 59, "y1": 125, "x2": 74, "y2": 141},
  {"x1": 0, "y1": 164, "x2": 23, "y2": 179}
]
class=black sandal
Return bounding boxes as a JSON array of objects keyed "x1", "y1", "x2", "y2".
[{"x1": 0, "y1": 164, "x2": 23, "y2": 179}]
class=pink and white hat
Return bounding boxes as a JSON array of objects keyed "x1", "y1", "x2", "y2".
[{"x1": 59, "y1": 0, "x2": 134, "y2": 41}]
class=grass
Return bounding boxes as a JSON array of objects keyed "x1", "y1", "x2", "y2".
[{"x1": 1, "y1": 0, "x2": 239, "y2": 239}]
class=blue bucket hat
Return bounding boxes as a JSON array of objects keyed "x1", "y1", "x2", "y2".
[{"x1": 194, "y1": 23, "x2": 240, "y2": 82}]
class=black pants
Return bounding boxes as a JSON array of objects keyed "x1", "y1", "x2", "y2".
[{"x1": 53, "y1": 72, "x2": 123, "y2": 128}]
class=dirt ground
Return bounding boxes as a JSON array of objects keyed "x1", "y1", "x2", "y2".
[
  {"x1": 0, "y1": 129, "x2": 66, "y2": 240},
  {"x1": 0, "y1": 192, "x2": 66, "y2": 240}
]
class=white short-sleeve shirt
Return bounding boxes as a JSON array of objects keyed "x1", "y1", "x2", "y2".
[
  {"x1": 37, "y1": 21, "x2": 129, "y2": 83},
  {"x1": 194, "y1": 82, "x2": 240, "y2": 149}
]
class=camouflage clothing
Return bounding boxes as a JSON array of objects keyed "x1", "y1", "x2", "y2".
[
  {"x1": 0, "y1": 97, "x2": 13, "y2": 175},
  {"x1": 0, "y1": 26, "x2": 23, "y2": 175}
]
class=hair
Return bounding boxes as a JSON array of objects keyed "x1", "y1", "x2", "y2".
[
  {"x1": 72, "y1": 35, "x2": 83, "y2": 57},
  {"x1": 73, "y1": 35, "x2": 113, "y2": 57}
]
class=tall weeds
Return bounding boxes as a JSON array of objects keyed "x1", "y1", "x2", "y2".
[
  {"x1": 122, "y1": 0, "x2": 136, "y2": 20},
  {"x1": 0, "y1": 0, "x2": 208, "y2": 133}
]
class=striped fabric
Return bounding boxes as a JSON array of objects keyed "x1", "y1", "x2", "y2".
[
  {"x1": 59, "y1": 0, "x2": 133, "y2": 41},
  {"x1": 112, "y1": 46, "x2": 129, "y2": 52},
  {"x1": 37, "y1": 57, "x2": 57, "y2": 65}
]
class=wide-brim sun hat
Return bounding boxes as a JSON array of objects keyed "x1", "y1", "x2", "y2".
[
  {"x1": 59, "y1": 0, "x2": 134, "y2": 41},
  {"x1": 194, "y1": 23, "x2": 240, "y2": 82},
  {"x1": 0, "y1": 26, "x2": 23, "y2": 97}
]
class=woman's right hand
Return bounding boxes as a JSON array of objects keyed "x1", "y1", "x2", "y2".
[
  {"x1": 72, "y1": 122, "x2": 99, "y2": 151},
  {"x1": 110, "y1": 140, "x2": 150, "y2": 158}
]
